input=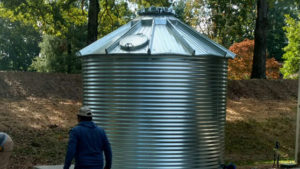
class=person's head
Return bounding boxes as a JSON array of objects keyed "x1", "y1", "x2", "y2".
[{"x1": 77, "y1": 106, "x2": 93, "y2": 122}]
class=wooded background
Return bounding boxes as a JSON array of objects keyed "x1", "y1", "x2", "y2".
[{"x1": 0, "y1": 0, "x2": 299, "y2": 79}]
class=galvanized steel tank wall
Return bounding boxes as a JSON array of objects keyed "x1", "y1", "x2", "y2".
[{"x1": 82, "y1": 55, "x2": 228, "y2": 169}]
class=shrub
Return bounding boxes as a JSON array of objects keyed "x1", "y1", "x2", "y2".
[{"x1": 228, "y1": 39, "x2": 280, "y2": 80}]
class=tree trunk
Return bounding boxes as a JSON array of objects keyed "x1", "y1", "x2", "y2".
[
  {"x1": 87, "y1": 0, "x2": 100, "y2": 45},
  {"x1": 67, "y1": 40, "x2": 72, "y2": 73},
  {"x1": 251, "y1": 0, "x2": 268, "y2": 79}
]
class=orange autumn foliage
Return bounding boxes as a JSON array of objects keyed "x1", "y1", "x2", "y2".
[{"x1": 228, "y1": 39, "x2": 280, "y2": 80}]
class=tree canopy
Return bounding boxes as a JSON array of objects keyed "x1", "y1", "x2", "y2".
[
  {"x1": 0, "y1": 0, "x2": 87, "y2": 37},
  {"x1": 280, "y1": 14, "x2": 300, "y2": 78},
  {"x1": 0, "y1": 0, "x2": 298, "y2": 78},
  {"x1": 0, "y1": 18, "x2": 41, "y2": 71},
  {"x1": 267, "y1": 0, "x2": 299, "y2": 61}
]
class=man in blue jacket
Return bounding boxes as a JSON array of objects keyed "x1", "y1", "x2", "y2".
[{"x1": 64, "y1": 106, "x2": 112, "y2": 169}]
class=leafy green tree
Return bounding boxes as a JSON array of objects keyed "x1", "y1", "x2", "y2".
[
  {"x1": 184, "y1": 0, "x2": 208, "y2": 30},
  {"x1": 0, "y1": 0, "x2": 87, "y2": 37},
  {"x1": 173, "y1": 0, "x2": 256, "y2": 47},
  {"x1": 251, "y1": 0, "x2": 299, "y2": 79},
  {"x1": 174, "y1": 0, "x2": 185, "y2": 21},
  {"x1": 280, "y1": 14, "x2": 300, "y2": 79},
  {"x1": 0, "y1": 18, "x2": 41, "y2": 71},
  {"x1": 98, "y1": 0, "x2": 133, "y2": 38},
  {"x1": 0, "y1": 0, "x2": 88, "y2": 73},
  {"x1": 267, "y1": 0, "x2": 299, "y2": 61},
  {"x1": 0, "y1": 0, "x2": 135, "y2": 73},
  {"x1": 30, "y1": 29, "x2": 84, "y2": 73},
  {"x1": 173, "y1": 0, "x2": 216, "y2": 38},
  {"x1": 207, "y1": 0, "x2": 256, "y2": 47}
]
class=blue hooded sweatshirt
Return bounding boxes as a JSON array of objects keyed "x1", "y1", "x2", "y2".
[{"x1": 64, "y1": 121, "x2": 112, "y2": 169}]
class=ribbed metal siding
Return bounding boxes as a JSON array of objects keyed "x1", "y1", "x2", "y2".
[{"x1": 82, "y1": 55, "x2": 228, "y2": 169}]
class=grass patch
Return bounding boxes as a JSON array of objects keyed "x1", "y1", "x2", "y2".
[{"x1": 225, "y1": 116, "x2": 296, "y2": 166}]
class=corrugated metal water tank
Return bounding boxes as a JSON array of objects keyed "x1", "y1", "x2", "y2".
[{"x1": 78, "y1": 7, "x2": 235, "y2": 169}]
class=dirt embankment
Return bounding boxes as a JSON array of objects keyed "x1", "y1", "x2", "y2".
[
  {"x1": 0, "y1": 71, "x2": 298, "y2": 169},
  {"x1": 0, "y1": 72, "x2": 82, "y2": 100},
  {"x1": 0, "y1": 72, "x2": 82, "y2": 168},
  {"x1": 0, "y1": 71, "x2": 298, "y2": 100},
  {"x1": 228, "y1": 79, "x2": 298, "y2": 100}
]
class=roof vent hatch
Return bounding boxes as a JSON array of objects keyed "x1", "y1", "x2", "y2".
[{"x1": 119, "y1": 33, "x2": 148, "y2": 51}]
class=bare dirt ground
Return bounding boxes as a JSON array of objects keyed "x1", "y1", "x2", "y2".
[
  {"x1": 0, "y1": 72, "x2": 298, "y2": 169},
  {"x1": 227, "y1": 99, "x2": 297, "y2": 122},
  {"x1": 0, "y1": 98, "x2": 81, "y2": 169}
]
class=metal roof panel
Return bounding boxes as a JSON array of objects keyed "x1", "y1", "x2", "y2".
[{"x1": 79, "y1": 14, "x2": 235, "y2": 59}]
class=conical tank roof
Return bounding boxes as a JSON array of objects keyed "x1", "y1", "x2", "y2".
[{"x1": 79, "y1": 7, "x2": 235, "y2": 58}]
